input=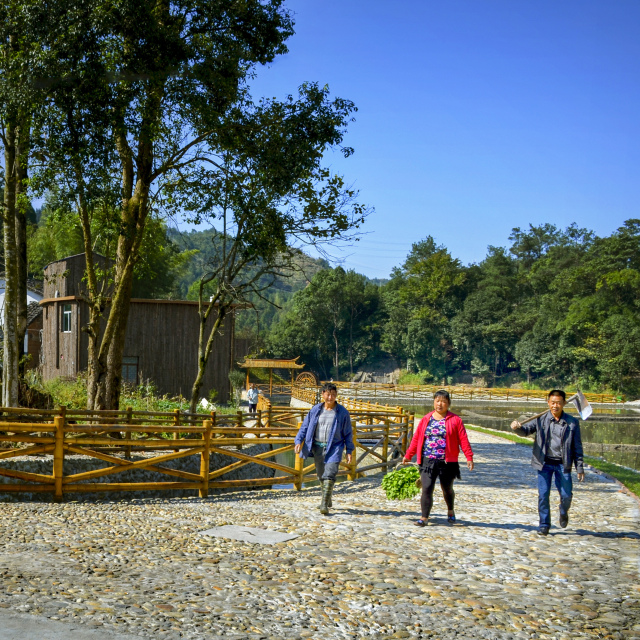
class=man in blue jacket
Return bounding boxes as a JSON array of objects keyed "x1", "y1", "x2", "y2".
[
  {"x1": 511, "y1": 389, "x2": 585, "y2": 536},
  {"x1": 294, "y1": 382, "x2": 354, "y2": 515}
]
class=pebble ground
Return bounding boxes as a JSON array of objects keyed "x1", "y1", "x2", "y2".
[{"x1": 0, "y1": 431, "x2": 638, "y2": 640}]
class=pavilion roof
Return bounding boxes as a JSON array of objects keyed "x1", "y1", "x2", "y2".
[{"x1": 237, "y1": 356, "x2": 305, "y2": 369}]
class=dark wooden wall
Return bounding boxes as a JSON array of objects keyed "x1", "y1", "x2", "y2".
[
  {"x1": 41, "y1": 299, "x2": 81, "y2": 378},
  {"x1": 124, "y1": 301, "x2": 233, "y2": 402},
  {"x1": 25, "y1": 315, "x2": 42, "y2": 371},
  {"x1": 41, "y1": 254, "x2": 237, "y2": 403}
]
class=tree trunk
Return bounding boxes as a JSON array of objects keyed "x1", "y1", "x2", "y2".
[
  {"x1": 333, "y1": 328, "x2": 339, "y2": 380},
  {"x1": 189, "y1": 293, "x2": 226, "y2": 414},
  {"x1": 15, "y1": 117, "x2": 30, "y2": 369},
  {"x1": 2, "y1": 119, "x2": 19, "y2": 407}
]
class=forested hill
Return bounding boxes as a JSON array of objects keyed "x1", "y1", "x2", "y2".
[
  {"x1": 265, "y1": 221, "x2": 640, "y2": 396},
  {"x1": 166, "y1": 227, "x2": 330, "y2": 300}
]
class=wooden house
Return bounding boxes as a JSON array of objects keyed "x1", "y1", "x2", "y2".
[
  {"x1": 40, "y1": 254, "x2": 242, "y2": 402},
  {"x1": 0, "y1": 276, "x2": 43, "y2": 370}
]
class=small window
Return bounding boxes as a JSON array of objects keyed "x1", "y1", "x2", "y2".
[
  {"x1": 122, "y1": 356, "x2": 139, "y2": 385},
  {"x1": 62, "y1": 304, "x2": 72, "y2": 333}
]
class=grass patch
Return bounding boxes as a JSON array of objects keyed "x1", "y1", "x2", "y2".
[
  {"x1": 466, "y1": 424, "x2": 533, "y2": 446},
  {"x1": 27, "y1": 373, "x2": 238, "y2": 414},
  {"x1": 466, "y1": 424, "x2": 640, "y2": 499},
  {"x1": 583, "y1": 456, "x2": 640, "y2": 499}
]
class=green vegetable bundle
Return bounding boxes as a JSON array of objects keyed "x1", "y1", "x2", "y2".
[{"x1": 382, "y1": 465, "x2": 420, "y2": 500}]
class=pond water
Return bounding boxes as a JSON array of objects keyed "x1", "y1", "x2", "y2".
[{"x1": 404, "y1": 400, "x2": 640, "y2": 471}]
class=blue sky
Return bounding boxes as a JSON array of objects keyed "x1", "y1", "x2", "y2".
[{"x1": 245, "y1": 0, "x2": 640, "y2": 279}]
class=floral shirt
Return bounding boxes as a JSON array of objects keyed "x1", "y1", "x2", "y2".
[{"x1": 422, "y1": 415, "x2": 447, "y2": 460}]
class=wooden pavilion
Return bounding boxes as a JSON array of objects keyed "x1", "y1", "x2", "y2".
[{"x1": 237, "y1": 356, "x2": 305, "y2": 396}]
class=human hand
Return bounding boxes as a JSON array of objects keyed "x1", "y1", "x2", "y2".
[
  {"x1": 577, "y1": 472, "x2": 585, "y2": 482},
  {"x1": 294, "y1": 443, "x2": 302, "y2": 454},
  {"x1": 510, "y1": 420, "x2": 521, "y2": 430},
  {"x1": 346, "y1": 453, "x2": 352, "y2": 464},
  {"x1": 467, "y1": 460, "x2": 474, "y2": 471}
]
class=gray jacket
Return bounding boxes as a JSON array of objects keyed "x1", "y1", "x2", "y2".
[{"x1": 514, "y1": 410, "x2": 584, "y2": 474}]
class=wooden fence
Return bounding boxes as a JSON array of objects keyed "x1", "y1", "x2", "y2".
[
  {"x1": 314, "y1": 382, "x2": 624, "y2": 404},
  {"x1": 0, "y1": 401, "x2": 412, "y2": 499}
]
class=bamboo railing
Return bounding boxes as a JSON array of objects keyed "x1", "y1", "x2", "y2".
[
  {"x1": 315, "y1": 382, "x2": 624, "y2": 404},
  {"x1": 0, "y1": 400, "x2": 412, "y2": 498}
]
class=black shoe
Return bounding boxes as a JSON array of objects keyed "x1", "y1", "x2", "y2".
[
  {"x1": 537, "y1": 526, "x2": 550, "y2": 536},
  {"x1": 559, "y1": 512, "x2": 569, "y2": 528}
]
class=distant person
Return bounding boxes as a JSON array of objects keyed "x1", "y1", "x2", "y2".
[
  {"x1": 247, "y1": 383, "x2": 259, "y2": 414},
  {"x1": 511, "y1": 389, "x2": 585, "y2": 536},
  {"x1": 294, "y1": 382, "x2": 354, "y2": 515},
  {"x1": 403, "y1": 390, "x2": 474, "y2": 526}
]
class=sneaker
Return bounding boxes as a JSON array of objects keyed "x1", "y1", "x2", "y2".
[
  {"x1": 447, "y1": 514, "x2": 456, "y2": 524},
  {"x1": 559, "y1": 512, "x2": 569, "y2": 528},
  {"x1": 537, "y1": 526, "x2": 550, "y2": 536},
  {"x1": 414, "y1": 519, "x2": 427, "y2": 527}
]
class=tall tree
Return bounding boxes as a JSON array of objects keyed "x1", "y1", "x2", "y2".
[
  {"x1": 381, "y1": 238, "x2": 466, "y2": 382},
  {"x1": 0, "y1": 4, "x2": 38, "y2": 406},
  {"x1": 26, "y1": 0, "x2": 295, "y2": 409}
]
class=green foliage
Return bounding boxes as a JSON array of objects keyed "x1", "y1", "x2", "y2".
[
  {"x1": 41, "y1": 375, "x2": 88, "y2": 409},
  {"x1": 381, "y1": 465, "x2": 420, "y2": 500},
  {"x1": 398, "y1": 371, "x2": 432, "y2": 385},
  {"x1": 267, "y1": 266, "x2": 383, "y2": 379}
]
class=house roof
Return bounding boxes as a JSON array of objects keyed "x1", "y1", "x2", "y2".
[
  {"x1": 237, "y1": 357, "x2": 305, "y2": 369},
  {"x1": 27, "y1": 301, "x2": 42, "y2": 325},
  {"x1": 42, "y1": 252, "x2": 109, "y2": 270},
  {"x1": 0, "y1": 274, "x2": 44, "y2": 295}
]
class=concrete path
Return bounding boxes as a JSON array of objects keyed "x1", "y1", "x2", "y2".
[
  {"x1": 0, "y1": 430, "x2": 638, "y2": 640},
  {"x1": 0, "y1": 611, "x2": 145, "y2": 639}
]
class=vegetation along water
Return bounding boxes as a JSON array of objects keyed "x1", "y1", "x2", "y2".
[{"x1": 406, "y1": 400, "x2": 640, "y2": 471}]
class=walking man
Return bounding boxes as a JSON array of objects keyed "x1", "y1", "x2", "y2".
[
  {"x1": 247, "y1": 383, "x2": 259, "y2": 414},
  {"x1": 511, "y1": 389, "x2": 585, "y2": 536},
  {"x1": 294, "y1": 382, "x2": 354, "y2": 515}
]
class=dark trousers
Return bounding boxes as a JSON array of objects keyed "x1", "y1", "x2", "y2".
[
  {"x1": 419, "y1": 460, "x2": 458, "y2": 519},
  {"x1": 537, "y1": 462, "x2": 573, "y2": 527},
  {"x1": 248, "y1": 403, "x2": 257, "y2": 414},
  {"x1": 312, "y1": 444, "x2": 340, "y2": 482}
]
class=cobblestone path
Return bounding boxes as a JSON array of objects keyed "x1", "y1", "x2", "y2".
[{"x1": 0, "y1": 431, "x2": 638, "y2": 640}]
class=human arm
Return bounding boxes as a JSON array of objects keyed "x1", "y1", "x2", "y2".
[
  {"x1": 403, "y1": 417, "x2": 426, "y2": 463},
  {"x1": 456, "y1": 418, "x2": 474, "y2": 468},
  {"x1": 511, "y1": 417, "x2": 538, "y2": 436},
  {"x1": 294, "y1": 409, "x2": 314, "y2": 454}
]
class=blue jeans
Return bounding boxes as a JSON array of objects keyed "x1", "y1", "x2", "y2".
[{"x1": 537, "y1": 463, "x2": 573, "y2": 528}]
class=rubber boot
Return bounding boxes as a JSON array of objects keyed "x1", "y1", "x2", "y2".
[
  {"x1": 317, "y1": 480, "x2": 325, "y2": 510},
  {"x1": 320, "y1": 479, "x2": 335, "y2": 515}
]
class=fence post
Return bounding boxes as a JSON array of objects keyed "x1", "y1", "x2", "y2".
[
  {"x1": 53, "y1": 415, "x2": 65, "y2": 502},
  {"x1": 200, "y1": 419, "x2": 212, "y2": 498},
  {"x1": 348, "y1": 418, "x2": 358, "y2": 480},
  {"x1": 236, "y1": 411, "x2": 243, "y2": 451},
  {"x1": 382, "y1": 418, "x2": 389, "y2": 469},
  {"x1": 294, "y1": 421, "x2": 304, "y2": 491},
  {"x1": 256, "y1": 409, "x2": 262, "y2": 433},
  {"x1": 125, "y1": 406, "x2": 133, "y2": 459},
  {"x1": 173, "y1": 408, "x2": 180, "y2": 453}
]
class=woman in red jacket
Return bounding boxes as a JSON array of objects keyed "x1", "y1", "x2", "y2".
[{"x1": 403, "y1": 390, "x2": 474, "y2": 526}]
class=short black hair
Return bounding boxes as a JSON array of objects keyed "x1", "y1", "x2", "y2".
[
  {"x1": 548, "y1": 389, "x2": 566, "y2": 400},
  {"x1": 434, "y1": 389, "x2": 451, "y2": 403},
  {"x1": 321, "y1": 382, "x2": 337, "y2": 394}
]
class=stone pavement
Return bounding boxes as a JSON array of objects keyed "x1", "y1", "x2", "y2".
[{"x1": 0, "y1": 431, "x2": 638, "y2": 640}]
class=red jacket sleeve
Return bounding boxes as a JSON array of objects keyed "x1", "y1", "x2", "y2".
[
  {"x1": 405, "y1": 416, "x2": 428, "y2": 460},
  {"x1": 456, "y1": 417, "x2": 474, "y2": 461}
]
